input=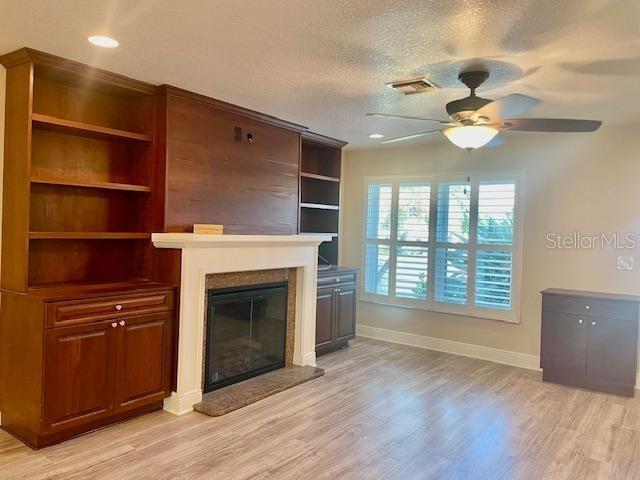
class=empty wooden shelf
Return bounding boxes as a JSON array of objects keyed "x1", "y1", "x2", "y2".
[
  {"x1": 300, "y1": 203, "x2": 340, "y2": 211},
  {"x1": 31, "y1": 177, "x2": 151, "y2": 193},
  {"x1": 300, "y1": 172, "x2": 340, "y2": 183},
  {"x1": 32, "y1": 113, "x2": 152, "y2": 142}
]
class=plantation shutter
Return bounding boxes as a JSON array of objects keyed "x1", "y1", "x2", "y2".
[{"x1": 474, "y1": 181, "x2": 516, "y2": 309}]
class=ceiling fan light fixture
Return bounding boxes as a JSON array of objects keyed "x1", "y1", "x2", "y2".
[{"x1": 443, "y1": 125, "x2": 499, "y2": 150}]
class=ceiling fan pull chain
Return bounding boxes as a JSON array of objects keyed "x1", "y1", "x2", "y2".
[{"x1": 464, "y1": 153, "x2": 471, "y2": 195}]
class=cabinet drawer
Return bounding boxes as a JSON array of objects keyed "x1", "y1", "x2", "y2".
[
  {"x1": 318, "y1": 271, "x2": 357, "y2": 288},
  {"x1": 46, "y1": 291, "x2": 174, "y2": 328},
  {"x1": 542, "y1": 294, "x2": 638, "y2": 321}
]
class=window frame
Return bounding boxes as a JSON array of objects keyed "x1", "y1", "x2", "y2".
[{"x1": 361, "y1": 171, "x2": 524, "y2": 323}]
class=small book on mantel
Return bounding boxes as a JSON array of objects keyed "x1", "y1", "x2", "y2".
[{"x1": 193, "y1": 224, "x2": 224, "y2": 235}]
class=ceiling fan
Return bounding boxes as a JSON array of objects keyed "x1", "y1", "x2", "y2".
[{"x1": 367, "y1": 70, "x2": 602, "y2": 150}]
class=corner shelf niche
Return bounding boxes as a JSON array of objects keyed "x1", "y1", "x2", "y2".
[{"x1": 299, "y1": 134, "x2": 346, "y2": 266}]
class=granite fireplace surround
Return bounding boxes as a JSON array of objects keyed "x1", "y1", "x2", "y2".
[
  {"x1": 201, "y1": 268, "x2": 298, "y2": 383},
  {"x1": 151, "y1": 234, "x2": 331, "y2": 415}
]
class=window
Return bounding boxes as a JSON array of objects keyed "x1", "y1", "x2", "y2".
[{"x1": 363, "y1": 173, "x2": 522, "y2": 322}]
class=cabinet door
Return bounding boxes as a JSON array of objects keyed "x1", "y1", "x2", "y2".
[
  {"x1": 44, "y1": 321, "x2": 116, "y2": 435},
  {"x1": 541, "y1": 311, "x2": 586, "y2": 377},
  {"x1": 335, "y1": 286, "x2": 356, "y2": 342},
  {"x1": 114, "y1": 313, "x2": 172, "y2": 413},
  {"x1": 315, "y1": 287, "x2": 334, "y2": 348},
  {"x1": 586, "y1": 317, "x2": 638, "y2": 385}
]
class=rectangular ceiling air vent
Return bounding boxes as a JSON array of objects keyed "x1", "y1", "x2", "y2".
[{"x1": 386, "y1": 77, "x2": 440, "y2": 95}]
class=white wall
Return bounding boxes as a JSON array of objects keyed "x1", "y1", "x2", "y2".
[{"x1": 341, "y1": 125, "x2": 640, "y2": 358}]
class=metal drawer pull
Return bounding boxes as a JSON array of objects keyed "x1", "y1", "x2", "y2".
[
  {"x1": 111, "y1": 322, "x2": 118, "y2": 328},
  {"x1": 119, "y1": 320, "x2": 126, "y2": 327},
  {"x1": 592, "y1": 321, "x2": 596, "y2": 326},
  {"x1": 115, "y1": 304, "x2": 123, "y2": 311},
  {"x1": 585, "y1": 305, "x2": 590, "y2": 310},
  {"x1": 578, "y1": 319, "x2": 583, "y2": 324}
]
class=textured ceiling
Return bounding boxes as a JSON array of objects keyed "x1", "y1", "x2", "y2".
[{"x1": 1, "y1": 0, "x2": 639, "y2": 148}]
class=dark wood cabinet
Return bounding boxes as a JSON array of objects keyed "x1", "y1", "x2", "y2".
[
  {"x1": 0, "y1": 284, "x2": 175, "y2": 448},
  {"x1": 315, "y1": 287, "x2": 335, "y2": 349},
  {"x1": 315, "y1": 268, "x2": 358, "y2": 356},
  {"x1": 44, "y1": 321, "x2": 116, "y2": 435},
  {"x1": 541, "y1": 289, "x2": 640, "y2": 397},
  {"x1": 335, "y1": 286, "x2": 357, "y2": 342},
  {"x1": 114, "y1": 312, "x2": 173, "y2": 413}
]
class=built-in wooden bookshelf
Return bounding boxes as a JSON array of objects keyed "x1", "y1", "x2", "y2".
[
  {"x1": 0, "y1": 48, "x2": 158, "y2": 290},
  {"x1": 299, "y1": 132, "x2": 347, "y2": 266}
]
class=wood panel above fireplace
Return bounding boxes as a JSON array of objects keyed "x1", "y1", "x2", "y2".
[{"x1": 159, "y1": 86, "x2": 306, "y2": 235}]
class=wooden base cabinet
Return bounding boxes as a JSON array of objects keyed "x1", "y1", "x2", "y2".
[
  {"x1": 0, "y1": 284, "x2": 175, "y2": 448},
  {"x1": 541, "y1": 289, "x2": 640, "y2": 397},
  {"x1": 315, "y1": 268, "x2": 358, "y2": 356}
]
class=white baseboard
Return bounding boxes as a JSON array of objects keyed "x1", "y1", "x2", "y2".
[
  {"x1": 163, "y1": 389, "x2": 202, "y2": 416},
  {"x1": 302, "y1": 351, "x2": 317, "y2": 367},
  {"x1": 356, "y1": 324, "x2": 541, "y2": 371}
]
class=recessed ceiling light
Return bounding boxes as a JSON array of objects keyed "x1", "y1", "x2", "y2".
[
  {"x1": 369, "y1": 133, "x2": 384, "y2": 139},
  {"x1": 88, "y1": 35, "x2": 119, "y2": 48}
]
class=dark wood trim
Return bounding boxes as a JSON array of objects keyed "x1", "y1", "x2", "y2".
[
  {"x1": 0, "y1": 62, "x2": 33, "y2": 292},
  {"x1": 161, "y1": 84, "x2": 308, "y2": 133},
  {"x1": 302, "y1": 130, "x2": 348, "y2": 148},
  {"x1": 316, "y1": 340, "x2": 350, "y2": 356},
  {"x1": 0, "y1": 48, "x2": 157, "y2": 95},
  {"x1": 5, "y1": 400, "x2": 163, "y2": 450}
]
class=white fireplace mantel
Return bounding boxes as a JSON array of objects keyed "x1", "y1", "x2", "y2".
[{"x1": 152, "y1": 233, "x2": 332, "y2": 415}]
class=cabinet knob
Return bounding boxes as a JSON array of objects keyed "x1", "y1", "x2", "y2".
[
  {"x1": 585, "y1": 305, "x2": 590, "y2": 310},
  {"x1": 336, "y1": 288, "x2": 341, "y2": 293},
  {"x1": 578, "y1": 319, "x2": 583, "y2": 324},
  {"x1": 119, "y1": 320, "x2": 126, "y2": 327},
  {"x1": 115, "y1": 304, "x2": 123, "y2": 311},
  {"x1": 592, "y1": 321, "x2": 596, "y2": 326},
  {"x1": 111, "y1": 322, "x2": 118, "y2": 328}
]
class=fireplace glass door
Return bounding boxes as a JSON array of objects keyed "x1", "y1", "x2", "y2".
[{"x1": 204, "y1": 282, "x2": 287, "y2": 392}]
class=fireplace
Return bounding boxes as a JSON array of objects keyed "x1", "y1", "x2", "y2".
[{"x1": 204, "y1": 281, "x2": 288, "y2": 392}]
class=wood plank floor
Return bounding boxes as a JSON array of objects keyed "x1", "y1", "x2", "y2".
[{"x1": 3, "y1": 337, "x2": 640, "y2": 479}]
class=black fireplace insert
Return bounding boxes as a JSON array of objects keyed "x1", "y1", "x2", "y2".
[{"x1": 204, "y1": 281, "x2": 287, "y2": 392}]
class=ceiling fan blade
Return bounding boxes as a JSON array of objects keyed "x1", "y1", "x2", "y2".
[
  {"x1": 367, "y1": 113, "x2": 449, "y2": 123},
  {"x1": 504, "y1": 118, "x2": 602, "y2": 132},
  {"x1": 485, "y1": 134, "x2": 504, "y2": 147},
  {"x1": 472, "y1": 94, "x2": 540, "y2": 121},
  {"x1": 380, "y1": 130, "x2": 441, "y2": 144}
]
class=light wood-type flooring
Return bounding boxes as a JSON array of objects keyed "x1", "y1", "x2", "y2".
[{"x1": 2, "y1": 337, "x2": 640, "y2": 479}]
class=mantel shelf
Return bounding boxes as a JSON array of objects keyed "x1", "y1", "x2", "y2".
[
  {"x1": 32, "y1": 113, "x2": 152, "y2": 142},
  {"x1": 300, "y1": 203, "x2": 340, "y2": 211},
  {"x1": 31, "y1": 177, "x2": 152, "y2": 193},
  {"x1": 29, "y1": 232, "x2": 151, "y2": 240},
  {"x1": 300, "y1": 172, "x2": 340, "y2": 183}
]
